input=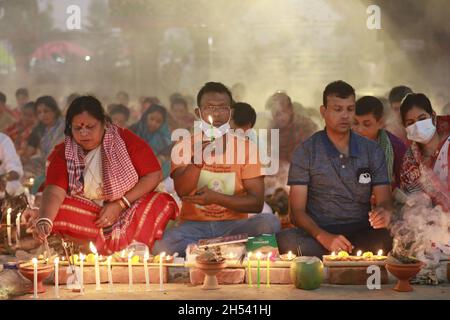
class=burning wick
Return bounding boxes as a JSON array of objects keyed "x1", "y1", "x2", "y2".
[
  {"x1": 208, "y1": 115, "x2": 214, "y2": 141},
  {"x1": 357, "y1": 250, "x2": 362, "y2": 257}
]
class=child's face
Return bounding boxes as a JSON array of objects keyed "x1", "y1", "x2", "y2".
[
  {"x1": 352, "y1": 113, "x2": 383, "y2": 141},
  {"x1": 146, "y1": 111, "x2": 164, "y2": 133}
]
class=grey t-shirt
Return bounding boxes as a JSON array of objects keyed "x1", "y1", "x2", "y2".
[{"x1": 288, "y1": 130, "x2": 389, "y2": 227}]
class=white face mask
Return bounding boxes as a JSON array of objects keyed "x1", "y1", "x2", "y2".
[
  {"x1": 406, "y1": 118, "x2": 436, "y2": 144},
  {"x1": 197, "y1": 109, "x2": 230, "y2": 139}
]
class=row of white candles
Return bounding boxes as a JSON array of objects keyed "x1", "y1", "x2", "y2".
[
  {"x1": 31, "y1": 242, "x2": 169, "y2": 299},
  {"x1": 5, "y1": 208, "x2": 22, "y2": 248}
]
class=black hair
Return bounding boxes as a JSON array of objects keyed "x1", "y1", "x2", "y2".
[
  {"x1": 145, "y1": 104, "x2": 167, "y2": 123},
  {"x1": 232, "y1": 102, "x2": 257, "y2": 128},
  {"x1": 35, "y1": 95, "x2": 62, "y2": 118},
  {"x1": 109, "y1": 103, "x2": 130, "y2": 120},
  {"x1": 170, "y1": 97, "x2": 188, "y2": 110},
  {"x1": 388, "y1": 85, "x2": 413, "y2": 104},
  {"x1": 65, "y1": 95, "x2": 109, "y2": 136},
  {"x1": 22, "y1": 101, "x2": 36, "y2": 112},
  {"x1": 355, "y1": 96, "x2": 384, "y2": 121},
  {"x1": 169, "y1": 92, "x2": 184, "y2": 105},
  {"x1": 322, "y1": 80, "x2": 355, "y2": 106},
  {"x1": 400, "y1": 93, "x2": 434, "y2": 125},
  {"x1": 15, "y1": 87, "x2": 29, "y2": 98},
  {"x1": 196, "y1": 82, "x2": 233, "y2": 107},
  {"x1": 0, "y1": 92, "x2": 5, "y2": 104}
]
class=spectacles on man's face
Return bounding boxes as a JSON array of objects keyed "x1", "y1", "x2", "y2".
[{"x1": 201, "y1": 105, "x2": 231, "y2": 114}]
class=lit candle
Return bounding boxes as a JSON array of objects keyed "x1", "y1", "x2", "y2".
[
  {"x1": 89, "y1": 242, "x2": 101, "y2": 290},
  {"x1": 79, "y1": 253, "x2": 85, "y2": 294},
  {"x1": 287, "y1": 251, "x2": 293, "y2": 261},
  {"x1": 208, "y1": 115, "x2": 214, "y2": 141},
  {"x1": 6, "y1": 208, "x2": 12, "y2": 246},
  {"x1": 159, "y1": 252, "x2": 166, "y2": 291},
  {"x1": 377, "y1": 249, "x2": 383, "y2": 257},
  {"x1": 15, "y1": 212, "x2": 21, "y2": 247},
  {"x1": 247, "y1": 252, "x2": 252, "y2": 287},
  {"x1": 107, "y1": 256, "x2": 113, "y2": 292},
  {"x1": 128, "y1": 251, "x2": 134, "y2": 292},
  {"x1": 266, "y1": 252, "x2": 272, "y2": 288},
  {"x1": 54, "y1": 257, "x2": 60, "y2": 298},
  {"x1": 357, "y1": 250, "x2": 362, "y2": 257},
  {"x1": 256, "y1": 251, "x2": 262, "y2": 289},
  {"x1": 144, "y1": 250, "x2": 150, "y2": 291},
  {"x1": 32, "y1": 258, "x2": 38, "y2": 299}
]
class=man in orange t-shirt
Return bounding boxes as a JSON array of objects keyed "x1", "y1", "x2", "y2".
[{"x1": 152, "y1": 82, "x2": 280, "y2": 256}]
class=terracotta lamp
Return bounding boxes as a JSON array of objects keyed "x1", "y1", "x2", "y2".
[
  {"x1": 18, "y1": 260, "x2": 54, "y2": 294},
  {"x1": 195, "y1": 251, "x2": 226, "y2": 290},
  {"x1": 386, "y1": 261, "x2": 424, "y2": 292}
]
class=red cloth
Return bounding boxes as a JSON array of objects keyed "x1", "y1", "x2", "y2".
[
  {"x1": 52, "y1": 193, "x2": 179, "y2": 255},
  {"x1": 45, "y1": 127, "x2": 176, "y2": 254},
  {"x1": 46, "y1": 127, "x2": 161, "y2": 191}
]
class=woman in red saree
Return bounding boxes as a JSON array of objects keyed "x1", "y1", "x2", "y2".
[
  {"x1": 399, "y1": 93, "x2": 449, "y2": 212},
  {"x1": 30, "y1": 96, "x2": 179, "y2": 255}
]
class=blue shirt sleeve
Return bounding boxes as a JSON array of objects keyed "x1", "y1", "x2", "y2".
[
  {"x1": 287, "y1": 142, "x2": 310, "y2": 185},
  {"x1": 370, "y1": 144, "x2": 390, "y2": 186}
]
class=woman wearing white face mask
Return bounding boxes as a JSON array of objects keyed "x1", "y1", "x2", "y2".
[{"x1": 399, "y1": 93, "x2": 450, "y2": 211}]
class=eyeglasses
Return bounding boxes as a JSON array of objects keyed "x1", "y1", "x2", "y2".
[{"x1": 201, "y1": 105, "x2": 231, "y2": 113}]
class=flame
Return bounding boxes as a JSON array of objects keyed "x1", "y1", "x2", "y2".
[
  {"x1": 331, "y1": 251, "x2": 336, "y2": 256},
  {"x1": 6, "y1": 208, "x2": 11, "y2": 215},
  {"x1": 30, "y1": 178, "x2": 35, "y2": 185},
  {"x1": 256, "y1": 251, "x2": 262, "y2": 259},
  {"x1": 32, "y1": 257, "x2": 37, "y2": 265},
  {"x1": 54, "y1": 257, "x2": 59, "y2": 264},
  {"x1": 287, "y1": 251, "x2": 293, "y2": 259},
  {"x1": 89, "y1": 242, "x2": 97, "y2": 254},
  {"x1": 120, "y1": 250, "x2": 126, "y2": 258},
  {"x1": 144, "y1": 251, "x2": 149, "y2": 261},
  {"x1": 357, "y1": 250, "x2": 362, "y2": 257},
  {"x1": 166, "y1": 255, "x2": 171, "y2": 261},
  {"x1": 377, "y1": 249, "x2": 383, "y2": 256},
  {"x1": 107, "y1": 256, "x2": 112, "y2": 264},
  {"x1": 160, "y1": 252, "x2": 166, "y2": 259},
  {"x1": 61, "y1": 256, "x2": 65, "y2": 261},
  {"x1": 208, "y1": 115, "x2": 213, "y2": 124}
]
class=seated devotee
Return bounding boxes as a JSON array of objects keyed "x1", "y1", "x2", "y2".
[
  {"x1": 15, "y1": 87, "x2": 30, "y2": 109},
  {"x1": 130, "y1": 104, "x2": 173, "y2": 179},
  {"x1": 5, "y1": 102, "x2": 37, "y2": 157},
  {"x1": 399, "y1": 93, "x2": 450, "y2": 212},
  {"x1": 265, "y1": 92, "x2": 318, "y2": 163},
  {"x1": 276, "y1": 81, "x2": 394, "y2": 258},
  {"x1": 24, "y1": 96, "x2": 178, "y2": 255},
  {"x1": 353, "y1": 96, "x2": 407, "y2": 189},
  {"x1": 22, "y1": 96, "x2": 65, "y2": 179},
  {"x1": 0, "y1": 92, "x2": 18, "y2": 132},
  {"x1": 230, "y1": 102, "x2": 257, "y2": 142},
  {"x1": 152, "y1": 82, "x2": 281, "y2": 256},
  {"x1": 109, "y1": 103, "x2": 130, "y2": 128},
  {"x1": 386, "y1": 85, "x2": 413, "y2": 145},
  {"x1": 0, "y1": 132, "x2": 24, "y2": 197},
  {"x1": 169, "y1": 96, "x2": 195, "y2": 131}
]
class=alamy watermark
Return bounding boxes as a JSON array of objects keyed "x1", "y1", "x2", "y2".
[{"x1": 171, "y1": 122, "x2": 280, "y2": 175}]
